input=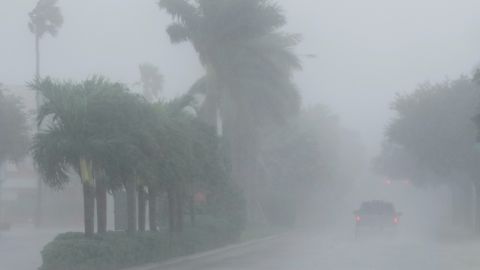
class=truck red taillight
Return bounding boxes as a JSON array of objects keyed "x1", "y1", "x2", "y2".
[{"x1": 393, "y1": 217, "x2": 399, "y2": 224}]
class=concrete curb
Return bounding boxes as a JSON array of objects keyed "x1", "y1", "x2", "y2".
[{"x1": 127, "y1": 234, "x2": 283, "y2": 270}]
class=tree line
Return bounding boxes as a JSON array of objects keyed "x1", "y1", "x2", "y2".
[
  {"x1": 29, "y1": 77, "x2": 242, "y2": 237},
  {"x1": 23, "y1": 0, "x2": 303, "y2": 231},
  {"x1": 0, "y1": 0, "x2": 367, "y2": 240},
  {"x1": 375, "y1": 75, "x2": 480, "y2": 232}
]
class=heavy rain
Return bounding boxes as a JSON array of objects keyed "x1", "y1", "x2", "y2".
[{"x1": 1, "y1": 1, "x2": 480, "y2": 270}]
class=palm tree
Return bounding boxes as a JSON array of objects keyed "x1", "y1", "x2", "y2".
[
  {"x1": 29, "y1": 0, "x2": 63, "y2": 80},
  {"x1": 31, "y1": 77, "x2": 152, "y2": 236},
  {"x1": 97, "y1": 90, "x2": 159, "y2": 234},
  {"x1": 31, "y1": 78, "x2": 98, "y2": 237},
  {"x1": 28, "y1": 0, "x2": 63, "y2": 228},
  {"x1": 159, "y1": 0, "x2": 301, "y2": 223}
]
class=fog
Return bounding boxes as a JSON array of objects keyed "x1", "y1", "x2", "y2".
[
  {"x1": 2, "y1": 0, "x2": 480, "y2": 270},
  {"x1": 3, "y1": 0, "x2": 480, "y2": 154}
]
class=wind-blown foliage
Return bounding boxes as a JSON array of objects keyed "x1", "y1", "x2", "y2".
[
  {"x1": 29, "y1": 0, "x2": 63, "y2": 83},
  {"x1": 29, "y1": 0, "x2": 63, "y2": 38},
  {"x1": 159, "y1": 0, "x2": 301, "y2": 223},
  {"x1": 31, "y1": 77, "x2": 155, "y2": 236},
  {"x1": 376, "y1": 76, "x2": 480, "y2": 230},
  {"x1": 149, "y1": 98, "x2": 243, "y2": 232},
  {"x1": 31, "y1": 76, "x2": 244, "y2": 236},
  {"x1": 381, "y1": 77, "x2": 480, "y2": 182}
]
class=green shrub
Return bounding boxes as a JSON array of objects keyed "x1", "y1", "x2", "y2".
[{"x1": 40, "y1": 219, "x2": 239, "y2": 270}]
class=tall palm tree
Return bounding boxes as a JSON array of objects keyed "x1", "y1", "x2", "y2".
[
  {"x1": 159, "y1": 0, "x2": 301, "y2": 223},
  {"x1": 29, "y1": 0, "x2": 63, "y2": 80},
  {"x1": 28, "y1": 0, "x2": 63, "y2": 228}
]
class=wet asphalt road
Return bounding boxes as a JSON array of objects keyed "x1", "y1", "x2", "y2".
[
  {"x1": 142, "y1": 230, "x2": 480, "y2": 270},
  {"x1": 3, "y1": 226, "x2": 480, "y2": 270}
]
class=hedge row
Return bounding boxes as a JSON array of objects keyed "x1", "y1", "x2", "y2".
[{"x1": 40, "y1": 216, "x2": 240, "y2": 270}]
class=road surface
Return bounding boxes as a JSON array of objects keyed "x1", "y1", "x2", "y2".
[
  {"x1": 2, "y1": 226, "x2": 480, "y2": 270},
  {"x1": 0, "y1": 225, "x2": 68, "y2": 270},
  {"x1": 139, "y1": 229, "x2": 480, "y2": 270}
]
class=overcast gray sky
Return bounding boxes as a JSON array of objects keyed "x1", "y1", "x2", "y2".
[{"x1": 1, "y1": 0, "x2": 480, "y2": 155}]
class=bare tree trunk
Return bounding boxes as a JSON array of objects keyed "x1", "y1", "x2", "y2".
[
  {"x1": 148, "y1": 185, "x2": 157, "y2": 232},
  {"x1": 83, "y1": 182, "x2": 95, "y2": 238},
  {"x1": 175, "y1": 187, "x2": 184, "y2": 232},
  {"x1": 35, "y1": 34, "x2": 40, "y2": 80},
  {"x1": 126, "y1": 180, "x2": 137, "y2": 234},
  {"x1": 189, "y1": 194, "x2": 195, "y2": 227},
  {"x1": 474, "y1": 181, "x2": 480, "y2": 234},
  {"x1": 34, "y1": 34, "x2": 42, "y2": 228},
  {"x1": 138, "y1": 186, "x2": 146, "y2": 232},
  {"x1": 34, "y1": 178, "x2": 43, "y2": 228},
  {"x1": 96, "y1": 177, "x2": 107, "y2": 234},
  {"x1": 451, "y1": 182, "x2": 473, "y2": 228},
  {"x1": 224, "y1": 110, "x2": 265, "y2": 226},
  {"x1": 450, "y1": 183, "x2": 459, "y2": 227},
  {"x1": 167, "y1": 187, "x2": 175, "y2": 233},
  {"x1": 113, "y1": 190, "x2": 127, "y2": 231}
]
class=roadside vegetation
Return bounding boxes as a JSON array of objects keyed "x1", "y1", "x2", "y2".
[
  {"x1": 375, "y1": 75, "x2": 480, "y2": 233},
  {"x1": 7, "y1": 1, "x2": 365, "y2": 270}
]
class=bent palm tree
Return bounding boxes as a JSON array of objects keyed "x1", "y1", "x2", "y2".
[
  {"x1": 31, "y1": 78, "x2": 98, "y2": 237},
  {"x1": 159, "y1": 0, "x2": 301, "y2": 223}
]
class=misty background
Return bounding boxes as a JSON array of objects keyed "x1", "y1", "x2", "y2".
[
  {"x1": 3, "y1": 1, "x2": 480, "y2": 270},
  {"x1": 3, "y1": 0, "x2": 480, "y2": 155}
]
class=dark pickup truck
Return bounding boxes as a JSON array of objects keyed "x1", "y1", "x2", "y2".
[{"x1": 354, "y1": 200, "x2": 402, "y2": 237}]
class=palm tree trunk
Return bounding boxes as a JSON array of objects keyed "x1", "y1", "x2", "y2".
[
  {"x1": 113, "y1": 190, "x2": 127, "y2": 231},
  {"x1": 35, "y1": 34, "x2": 40, "y2": 80},
  {"x1": 224, "y1": 107, "x2": 265, "y2": 226},
  {"x1": 34, "y1": 34, "x2": 43, "y2": 228},
  {"x1": 167, "y1": 186, "x2": 176, "y2": 233},
  {"x1": 126, "y1": 180, "x2": 137, "y2": 234},
  {"x1": 83, "y1": 182, "x2": 95, "y2": 237},
  {"x1": 474, "y1": 181, "x2": 480, "y2": 234},
  {"x1": 96, "y1": 177, "x2": 107, "y2": 234},
  {"x1": 138, "y1": 186, "x2": 146, "y2": 232},
  {"x1": 148, "y1": 185, "x2": 157, "y2": 232},
  {"x1": 175, "y1": 186, "x2": 184, "y2": 232},
  {"x1": 34, "y1": 178, "x2": 43, "y2": 228},
  {"x1": 189, "y1": 194, "x2": 195, "y2": 227}
]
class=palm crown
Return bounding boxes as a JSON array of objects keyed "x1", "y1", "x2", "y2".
[
  {"x1": 159, "y1": 0, "x2": 301, "y2": 126},
  {"x1": 29, "y1": 0, "x2": 63, "y2": 38}
]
